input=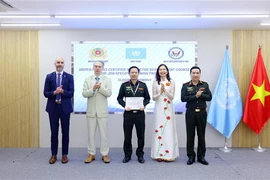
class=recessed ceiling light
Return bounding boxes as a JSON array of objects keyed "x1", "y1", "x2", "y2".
[
  {"x1": 0, "y1": 23, "x2": 60, "y2": 27},
  {"x1": 55, "y1": 15, "x2": 124, "y2": 18},
  {"x1": 128, "y1": 15, "x2": 196, "y2": 18},
  {"x1": 0, "y1": 15, "x2": 51, "y2": 18},
  {"x1": 201, "y1": 15, "x2": 269, "y2": 18}
]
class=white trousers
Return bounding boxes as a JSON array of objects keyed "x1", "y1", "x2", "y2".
[{"x1": 87, "y1": 116, "x2": 109, "y2": 156}]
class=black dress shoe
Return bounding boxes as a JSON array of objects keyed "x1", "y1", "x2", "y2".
[
  {"x1": 122, "y1": 156, "x2": 131, "y2": 163},
  {"x1": 198, "y1": 158, "x2": 209, "y2": 165},
  {"x1": 138, "y1": 156, "x2": 145, "y2": 163},
  {"x1": 187, "y1": 157, "x2": 195, "y2": 165}
]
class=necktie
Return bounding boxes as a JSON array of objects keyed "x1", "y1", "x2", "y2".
[{"x1": 56, "y1": 73, "x2": 61, "y2": 101}]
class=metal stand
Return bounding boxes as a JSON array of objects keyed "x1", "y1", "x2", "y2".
[
  {"x1": 219, "y1": 137, "x2": 233, "y2": 152},
  {"x1": 253, "y1": 134, "x2": 267, "y2": 152}
]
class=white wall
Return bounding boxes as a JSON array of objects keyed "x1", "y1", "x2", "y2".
[{"x1": 39, "y1": 29, "x2": 232, "y2": 149}]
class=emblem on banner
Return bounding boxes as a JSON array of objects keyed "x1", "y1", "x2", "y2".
[
  {"x1": 126, "y1": 48, "x2": 146, "y2": 59},
  {"x1": 89, "y1": 48, "x2": 107, "y2": 59},
  {"x1": 168, "y1": 47, "x2": 184, "y2": 59}
]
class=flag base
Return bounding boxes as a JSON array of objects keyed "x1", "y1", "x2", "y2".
[
  {"x1": 219, "y1": 137, "x2": 233, "y2": 152},
  {"x1": 252, "y1": 146, "x2": 267, "y2": 152},
  {"x1": 219, "y1": 146, "x2": 233, "y2": 153}
]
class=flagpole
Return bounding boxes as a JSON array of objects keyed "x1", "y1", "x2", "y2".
[
  {"x1": 218, "y1": 45, "x2": 233, "y2": 153},
  {"x1": 252, "y1": 45, "x2": 266, "y2": 152},
  {"x1": 219, "y1": 137, "x2": 233, "y2": 152},
  {"x1": 253, "y1": 134, "x2": 267, "y2": 152}
]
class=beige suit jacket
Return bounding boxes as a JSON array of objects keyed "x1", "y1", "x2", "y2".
[{"x1": 82, "y1": 75, "x2": 112, "y2": 118}]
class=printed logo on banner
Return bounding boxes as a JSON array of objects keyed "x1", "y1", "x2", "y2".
[
  {"x1": 168, "y1": 47, "x2": 184, "y2": 59},
  {"x1": 89, "y1": 48, "x2": 107, "y2": 59},
  {"x1": 126, "y1": 48, "x2": 146, "y2": 59}
]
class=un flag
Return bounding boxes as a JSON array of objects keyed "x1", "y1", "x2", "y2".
[
  {"x1": 126, "y1": 48, "x2": 146, "y2": 59},
  {"x1": 207, "y1": 49, "x2": 243, "y2": 138}
]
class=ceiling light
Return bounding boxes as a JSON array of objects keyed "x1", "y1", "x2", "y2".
[
  {"x1": 201, "y1": 15, "x2": 269, "y2": 18},
  {"x1": 0, "y1": 15, "x2": 51, "y2": 18},
  {"x1": 0, "y1": 23, "x2": 60, "y2": 27},
  {"x1": 128, "y1": 15, "x2": 196, "y2": 18},
  {"x1": 260, "y1": 23, "x2": 270, "y2": 26},
  {"x1": 55, "y1": 15, "x2": 124, "y2": 18}
]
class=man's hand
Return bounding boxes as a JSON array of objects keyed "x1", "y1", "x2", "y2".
[
  {"x1": 196, "y1": 90, "x2": 203, "y2": 98},
  {"x1": 54, "y1": 85, "x2": 63, "y2": 95},
  {"x1": 93, "y1": 82, "x2": 101, "y2": 90}
]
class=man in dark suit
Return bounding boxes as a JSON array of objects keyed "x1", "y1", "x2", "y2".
[{"x1": 43, "y1": 57, "x2": 74, "y2": 164}]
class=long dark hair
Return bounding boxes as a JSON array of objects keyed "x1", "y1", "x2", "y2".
[{"x1": 155, "y1": 64, "x2": 171, "y2": 85}]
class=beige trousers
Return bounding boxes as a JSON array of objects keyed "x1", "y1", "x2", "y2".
[{"x1": 87, "y1": 116, "x2": 109, "y2": 156}]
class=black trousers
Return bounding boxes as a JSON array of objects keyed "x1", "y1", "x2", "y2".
[
  {"x1": 123, "y1": 111, "x2": 145, "y2": 157},
  {"x1": 48, "y1": 104, "x2": 70, "y2": 156},
  {"x1": 185, "y1": 109, "x2": 207, "y2": 159}
]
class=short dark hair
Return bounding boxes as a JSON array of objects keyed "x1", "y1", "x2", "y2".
[
  {"x1": 128, "y1": 66, "x2": 140, "y2": 73},
  {"x1": 190, "y1": 66, "x2": 201, "y2": 74}
]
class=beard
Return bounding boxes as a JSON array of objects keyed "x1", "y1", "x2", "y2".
[{"x1": 56, "y1": 66, "x2": 63, "y2": 71}]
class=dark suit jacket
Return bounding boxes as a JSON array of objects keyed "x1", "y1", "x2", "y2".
[{"x1": 43, "y1": 71, "x2": 74, "y2": 114}]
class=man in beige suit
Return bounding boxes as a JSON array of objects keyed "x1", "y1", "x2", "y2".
[{"x1": 82, "y1": 61, "x2": 112, "y2": 163}]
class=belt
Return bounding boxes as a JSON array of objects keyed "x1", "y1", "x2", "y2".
[
  {"x1": 187, "y1": 108, "x2": 205, "y2": 112},
  {"x1": 55, "y1": 101, "x2": 61, "y2": 104},
  {"x1": 126, "y1": 110, "x2": 139, "y2": 113}
]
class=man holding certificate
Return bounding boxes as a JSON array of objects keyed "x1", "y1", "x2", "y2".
[{"x1": 117, "y1": 66, "x2": 150, "y2": 164}]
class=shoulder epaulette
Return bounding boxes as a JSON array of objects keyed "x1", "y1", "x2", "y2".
[
  {"x1": 183, "y1": 81, "x2": 191, "y2": 85},
  {"x1": 138, "y1": 80, "x2": 145, "y2": 84},
  {"x1": 200, "y1": 80, "x2": 205, "y2": 84}
]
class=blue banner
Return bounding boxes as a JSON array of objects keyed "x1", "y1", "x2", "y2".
[{"x1": 126, "y1": 48, "x2": 146, "y2": 59}]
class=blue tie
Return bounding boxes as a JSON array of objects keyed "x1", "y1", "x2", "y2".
[
  {"x1": 56, "y1": 73, "x2": 61, "y2": 101},
  {"x1": 95, "y1": 77, "x2": 100, "y2": 82}
]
